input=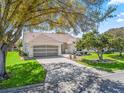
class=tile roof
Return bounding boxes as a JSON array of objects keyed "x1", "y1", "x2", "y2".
[{"x1": 23, "y1": 32, "x2": 76, "y2": 44}]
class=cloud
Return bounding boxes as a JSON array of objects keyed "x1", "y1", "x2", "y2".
[
  {"x1": 117, "y1": 15, "x2": 121, "y2": 17},
  {"x1": 117, "y1": 18, "x2": 124, "y2": 22},
  {"x1": 117, "y1": 12, "x2": 124, "y2": 17},
  {"x1": 108, "y1": 0, "x2": 124, "y2": 5},
  {"x1": 120, "y1": 12, "x2": 124, "y2": 15}
]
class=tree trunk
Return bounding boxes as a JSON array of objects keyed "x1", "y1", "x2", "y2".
[
  {"x1": 0, "y1": 43, "x2": 8, "y2": 79},
  {"x1": 119, "y1": 50, "x2": 122, "y2": 57},
  {"x1": 119, "y1": 47, "x2": 123, "y2": 57},
  {"x1": 97, "y1": 51, "x2": 103, "y2": 61}
]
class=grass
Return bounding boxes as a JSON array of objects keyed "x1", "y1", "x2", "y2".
[
  {"x1": 78, "y1": 52, "x2": 124, "y2": 72},
  {"x1": 0, "y1": 51, "x2": 46, "y2": 89}
]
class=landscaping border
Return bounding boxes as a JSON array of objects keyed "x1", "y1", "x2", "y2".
[{"x1": 0, "y1": 83, "x2": 45, "y2": 93}]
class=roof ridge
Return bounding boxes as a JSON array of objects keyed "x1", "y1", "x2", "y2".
[
  {"x1": 42, "y1": 33, "x2": 62, "y2": 43},
  {"x1": 46, "y1": 33, "x2": 76, "y2": 43},
  {"x1": 24, "y1": 32, "x2": 76, "y2": 44},
  {"x1": 29, "y1": 33, "x2": 62, "y2": 43}
]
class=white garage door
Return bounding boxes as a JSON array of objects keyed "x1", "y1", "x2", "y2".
[{"x1": 33, "y1": 45, "x2": 58, "y2": 57}]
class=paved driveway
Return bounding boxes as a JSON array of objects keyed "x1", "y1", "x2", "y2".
[
  {"x1": 36, "y1": 57, "x2": 124, "y2": 93},
  {"x1": 1, "y1": 57, "x2": 124, "y2": 93},
  {"x1": 38, "y1": 57, "x2": 124, "y2": 83},
  {"x1": 37, "y1": 56, "x2": 74, "y2": 64},
  {"x1": 37, "y1": 57, "x2": 109, "y2": 76}
]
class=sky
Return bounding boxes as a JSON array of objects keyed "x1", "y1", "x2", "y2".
[
  {"x1": 99, "y1": 0, "x2": 124, "y2": 33},
  {"x1": 33, "y1": 0, "x2": 124, "y2": 37}
]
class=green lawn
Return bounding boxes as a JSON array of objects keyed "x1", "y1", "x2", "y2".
[
  {"x1": 78, "y1": 53, "x2": 124, "y2": 72},
  {"x1": 0, "y1": 51, "x2": 46, "y2": 89}
]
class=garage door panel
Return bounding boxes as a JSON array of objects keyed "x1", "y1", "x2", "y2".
[
  {"x1": 33, "y1": 45, "x2": 58, "y2": 57},
  {"x1": 33, "y1": 53, "x2": 46, "y2": 57},
  {"x1": 46, "y1": 46, "x2": 58, "y2": 48},
  {"x1": 47, "y1": 49, "x2": 58, "y2": 52},
  {"x1": 33, "y1": 49, "x2": 46, "y2": 52},
  {"x1": 47, "y1": 53, "x2": 58, "y2": 56},
  {"x1": 34, "y1": 45, "x2": 58, "y2": 48},
  {"x1": 33, "y1": 46, "x2": 46, "y2": 48}
]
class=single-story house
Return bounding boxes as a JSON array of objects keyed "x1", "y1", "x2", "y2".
[{"x1": 23, "y1": 32, "x2": 76, "y2": 57}]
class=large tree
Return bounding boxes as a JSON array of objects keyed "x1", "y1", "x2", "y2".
[
  {"x1": 106, "y1": 27, "x2": 124, "y2": 56},
  {"x1": 0, "y1": 0, "x2": 98, "y2": 79},
  {"x1": 112, "y1": 38, "x2": 124, "y2": 56},
  {"x1": 80, "y1": 31, "x2": 111, "y2": 61},
  {"x1": 75, "y1": 0, "x2": 116, "y2": 60}
]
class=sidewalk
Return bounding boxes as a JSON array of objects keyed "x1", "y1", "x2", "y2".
[{"x1": 101, "y1": 70, "x2": 124, "y2": 83}]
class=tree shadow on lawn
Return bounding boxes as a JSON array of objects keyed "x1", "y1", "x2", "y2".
[
  {"x1": 0, "y1": 62, "x2": 46, "y2": 89},
  {"x1": 80, "y1": 59, "x2": 124, "y2": 72},
  {"x1": 108, "y1": 54, "x2": 124, "y2": 62}
]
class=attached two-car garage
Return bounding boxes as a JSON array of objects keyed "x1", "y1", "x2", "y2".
[
  {"x1": 33, "y1": 45, "x2": 59, "y2": 57},
  {"x1": 23, "y1": 33, "x2": 76, "y2": 58}
]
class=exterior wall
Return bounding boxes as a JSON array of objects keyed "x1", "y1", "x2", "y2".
[
  {"x1": 23, "y1": 43, "x2": 33, "y2": 57},
  {"x1": 22, "y1": 32, "x2": 26, "y2": 53},
  {"x1": 58, "y1": 44, "x2": 61, "y2": 55},
  {"x1": 23, "y1": 43, "x2": 28, "y2": 53},
  {"x1": 61, "y1": 43, "x2": 68, "y2": 54},
  {"x1": 65, "y1": 44, "x2": 76, "y2": 54},
  {"x1": 61, "y1": 43, "x2": 76, "y2": 54},
  {"x1": 23, "y1": 32, "x2": 31, "y2": 56},
  {"x1": 28, "y1": 45, "x2": 33, "y2": 57}
]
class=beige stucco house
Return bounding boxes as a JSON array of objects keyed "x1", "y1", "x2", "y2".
[{"x1": 23, "y1": 32, "x2": 76, "y2": 57}]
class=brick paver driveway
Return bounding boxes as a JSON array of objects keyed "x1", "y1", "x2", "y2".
[{"x1": 1, "y1": 57, "x2": 124, "y2": 93}]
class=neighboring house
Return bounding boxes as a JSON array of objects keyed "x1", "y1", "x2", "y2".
[{"x1": 23, "y1": 32, "x2": 76, "y2": 57}]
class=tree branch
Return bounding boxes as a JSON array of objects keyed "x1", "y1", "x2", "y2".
[
  {"x1": 1, "y1": 0, "x2": 11, "y2": 25},
  {"x1": 7, "y1": 0, "x2": 22, "y2": 22}
]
